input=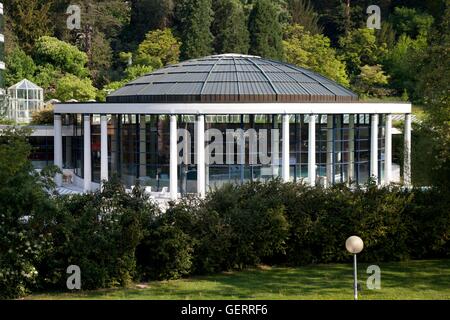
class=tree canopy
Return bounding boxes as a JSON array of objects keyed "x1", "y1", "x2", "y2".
[
  {"x1": 283, "y1": 24, "x2": 349, "y2": 87},
  {"x1": 248, "y1": 0, "x2": 284, "y2": 60},
  {"x1": 175, "y1": 0, "x2": 214, "y2": 60},
  {"x1": 2, "y1": 0, "x2": 448, "y2": 105},
  {"x1": 212, "y1": 0, "x2": 250, "y2": 54}
]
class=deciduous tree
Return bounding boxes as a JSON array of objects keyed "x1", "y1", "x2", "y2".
[{"x1": 283, "y1": 24, "x2": 349, "y2": 86}]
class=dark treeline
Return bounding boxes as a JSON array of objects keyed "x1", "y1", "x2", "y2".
[{"x1": 1, "y1": 0, "x2": 448, "y2": 101}]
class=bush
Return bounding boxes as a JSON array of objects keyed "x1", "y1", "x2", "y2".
[
  {"x1": 136, "y1": 196, "x2": 195, "y2": 280},
  {"x1": 37, "y1": 178, "x2": 159, "y2": 290},
  {"x1": 137, "y1": 223, "x2": 193, "y2": 281},
  {"x1": 30, "y1": 104, "x2": 54, "y2": 125},
  {"x1": 0, "y1": 128, "x2": 57, "y2": 299},
  {"x1": 2, "y1": 167, "x2": 449, "y2": 297},
  {"x1": 404, "y1": 187, "x2": 450, "y2": 259},
  {"x1": 204, "y1": 182, "x2": 290, "y2": 270}
]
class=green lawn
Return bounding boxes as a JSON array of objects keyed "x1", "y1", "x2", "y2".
[{"x1": 27, "y1": 259, "x2": 450, "y2": 300}]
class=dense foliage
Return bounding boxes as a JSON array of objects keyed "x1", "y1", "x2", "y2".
[
  {"x1": 3, "y1": 0, "x2": 448, "y2": 104},
  {"x1": 1, "y1": 131, "x2": 448, "y2": 299},
  {"x1": 0, "y1": 127, "x2": 58, "y2": 299}
]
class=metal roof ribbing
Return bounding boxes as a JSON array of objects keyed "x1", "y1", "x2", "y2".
[{"x1": 107, "y1": 54, "x2": 358, "y2": 103}]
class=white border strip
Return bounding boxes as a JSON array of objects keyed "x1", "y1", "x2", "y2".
[{"x1": 55, "y1": 103, "x2": 412, "y2": 115}]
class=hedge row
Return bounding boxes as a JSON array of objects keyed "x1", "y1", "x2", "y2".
[{"x1": 1, "y1": 178, "x2": 449, "y2": 298}]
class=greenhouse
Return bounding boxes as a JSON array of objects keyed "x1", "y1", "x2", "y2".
[
  {"x1": 7, "y1": 79, "x2": 44, "y2": 123},
  {"x1": 53, "y1": 54, "x2": 412, "y2": 199}
]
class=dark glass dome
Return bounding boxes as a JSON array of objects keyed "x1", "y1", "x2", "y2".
[{"x1": 107, "y1": 54, "x2": 358, "y2": 104}]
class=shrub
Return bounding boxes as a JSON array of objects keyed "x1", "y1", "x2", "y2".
[
  {"x1": 403, "y1": 187, "x2": 450, "y2": 259},
  {"x1": 136, "y1": 197, "x2": 196, "y2": 280},
  {"x1": 0, "y1": 128, "x2": 57, "y2": 299},
  {"x1": 37, "y1": 178, "x2": 159, "y2": 290},
  {"x1": 137, "y1": 223, "x2": 193, "y2": 280},
  {"x1": 203, "y1": 181, "x2": 290, "y2": 269}
]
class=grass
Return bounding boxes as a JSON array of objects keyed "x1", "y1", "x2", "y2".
[{"x1": 26, "y1": 259, "x2": 450, "y2": 300}]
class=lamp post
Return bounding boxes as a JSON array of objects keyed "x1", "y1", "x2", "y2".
[{"x1": 345, "y1": 236, "x2": 364, "y2": 300}]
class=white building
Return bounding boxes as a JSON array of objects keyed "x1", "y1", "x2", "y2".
[{"x1": 53, "y1": 54, "x2": 412, "y2": 199}]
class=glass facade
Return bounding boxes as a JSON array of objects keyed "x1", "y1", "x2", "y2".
[
  {"x1": 28, "y1": 136, "x2": 54, "y2": 169},
  {"x1": 62, "y1": 113, "x2": 385, "y2": 194},
  {"x1": 205, "y1": 114, "x2": 281, "y2": 191}
]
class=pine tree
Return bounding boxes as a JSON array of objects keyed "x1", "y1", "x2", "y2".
[
  {"x1": 129, "y1": 0, "x2": 175, "y2": 45},
  {"x1": 287, "y1": 0, "x2": 323, "y2": 35},
  {"x1": 6, "y1": 0, "x2": 53, "y2": 53},
  {"x1": 248, "y1": 0, "x2": 284, "y2": 60},
  {"x1": 212, "y1": 0, "x2": 250, "y2": 54},
  {"x1": 175, "y1": 0, "x2": 214, "y2": 60}
]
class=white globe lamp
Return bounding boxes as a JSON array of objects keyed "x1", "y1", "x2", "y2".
[{"x1": 346, "y1": 236, "x2": 364, "y2": 300}]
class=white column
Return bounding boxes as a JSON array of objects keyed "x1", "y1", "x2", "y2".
[
  {"x1": 139, "y1": 115, "x2": 147, "y2": 178},
  {"x1": 348, "y1": 115, "x2": 355, "y2": 184},
  {"x1": 100, "y1": 115, "x2": 108, "y2": 185},
  {"x1": 370, "y1": 114, "x2": 379, "y2": 181},
  {"x1": 83, "y1": 114, "x2": 92, "y2": 192},
  {"x1": 196, "y1": 115, "x2": 206, "y2": 197},
  {"x1": 326, "y1": 115, "x2": 333, "y2": 187},
  {"x1": 170, "y1": 115, "x2": 178, "y2": 200},
  {"x1": 308, "y1": 115, "x2": 316, "y2": 187},
  {"x1": 404, "y1": 113, "x2": 412, "y2": 187},
  {"x1": 271, "y1": 117, "x2": 280, "y2": 177},
  {"x1": 54, "y1": 114, "x2": 63, "y2": 187},
  {"x1": 282, "y1": 114, "x2": 290, "y2": 182},
  {"x1": 384, "y1": 114, "x2": 392, "y2": 185}
]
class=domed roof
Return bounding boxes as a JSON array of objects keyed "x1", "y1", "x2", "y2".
[{"x1": 107, "y1": 54, "x2": 358, "y2": 103}]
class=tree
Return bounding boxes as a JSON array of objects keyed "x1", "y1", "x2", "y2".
[
  {"x1": 390, "y1": 6, "x2": 434, "y2": 39},
  {"x1": 212, "y1": 0, "x2": 250, "y2": 54},
  {"x1": 287, "y1": 0, "x2": 322, "y2": 35},
  {"x1": 383, "y1": 34, "x2": 427, "y2": 97},
  {"x1": 5, "y1": 0, "x2": 53, "y2": 53},
  {"x1": 175, "y1": 0, "x2": 214, "y2": 60},
  {"x1": 54, "y1": 75, "x2": 97, "y2": 102},
  {"x1": 123, "y1": 65, "x2": 154, "y2": 81},
  {"x1": 88, "y1": 32, "x2": 113, "y2": 88},
  {"x1": 283, "y1": 24, "x2": 349, "y2": 86},
  {"x1": 135, "y1": 29, "x2": 181, "y2": 69},
  {"x1": 64, "y1": 1, "x2": 130, "y2": 86},
  {"x1": 128, "y1": 0, "x2": 174, "y2": 45},
  {"x1": 0, "y1": 127, "x2": 58, "y2": 298},
  {"x1": 415, "y1": 1, "x2": 450, "y2": 188},
  {"x1": 354, "y1": 65, "x2": 390, "y2": 97},
  {"x1": 338, "y1": 28, "x2": 387, "y2": 79},
  {"x1": 248, "y1": 0, "x2": 284, "y2": 60},
  {"x1": 33, "y1": 64, "x2": 63, "y2": 97},
  {"x1": 4, "y1": 48, "x2": 36, "y2": 87},
  {"x1": 97, "y1": 65, "x2": 154, "y2": 102},
  {"x1": 33, "y1": 36, "x2": 89, "y2": 78}
]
